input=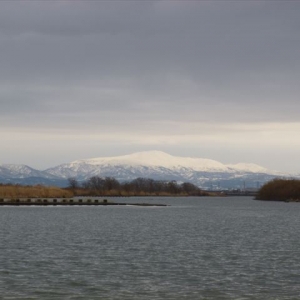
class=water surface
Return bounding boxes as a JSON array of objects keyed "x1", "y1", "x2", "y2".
[{"x1": 1, "y1": 196, "x2": 300, "y2": 299}]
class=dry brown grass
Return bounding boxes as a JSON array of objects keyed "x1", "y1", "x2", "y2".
[{"x1": 0, "y1": 185, "x2": 73, "y2": 199}]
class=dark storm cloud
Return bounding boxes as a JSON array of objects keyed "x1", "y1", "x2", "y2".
[{"x1": 0, "y1": 0, "x2": 300, "y2": 129}]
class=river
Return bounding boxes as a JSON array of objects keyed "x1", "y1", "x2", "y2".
[{"x1": 1, "y1": 196, "x2": 300, "y2": 299}]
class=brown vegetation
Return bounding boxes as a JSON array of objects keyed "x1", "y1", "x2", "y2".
[
  {"x1": 0, "y1": 184, "x2": 73, "y2": 199},
  {"x1": 69, "y1": 176, "x2": 209, "y2": 197},
  {"x1": 0, "y1": 177, "x2": 208, "y2": 199},
  {"x1": 256, "y1": 179, "x2": 300, "y2": 201}
]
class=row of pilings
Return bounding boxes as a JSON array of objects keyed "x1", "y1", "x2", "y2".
[{"x1": 0, "y1": 198, "x2": 168, "y2": 206}]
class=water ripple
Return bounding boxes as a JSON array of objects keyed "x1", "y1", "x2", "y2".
[{"x1": 1, "y1": 197, "x2": 300, "y2": 299}]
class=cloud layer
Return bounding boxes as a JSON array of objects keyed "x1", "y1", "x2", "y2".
[{"x1": 1, "y1": 1, "x2": 300, "y2": 172}]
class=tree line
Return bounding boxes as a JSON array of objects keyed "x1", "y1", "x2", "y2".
[
  {"x1": 68, "y1": 176, "x2": 208, "y2": 196},
  {"x1": 256, "y1": 179, "x2": 300, "y2": 201}
]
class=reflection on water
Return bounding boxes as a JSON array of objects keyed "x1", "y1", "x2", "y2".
[{"x1": 1, "y1": 197, "x2": 300, "y2": 299}]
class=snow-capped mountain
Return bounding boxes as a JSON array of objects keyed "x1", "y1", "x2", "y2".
[
  {"x1": 0, "y1": 151, "x2": 292, "y2": 189},
  {"x1": 0, "y1": 164, "x2": 48, "y2": 179},
  {"x1": 0, "y1": 164, "x2": 66, "y2": 186},
  {"x1": 44, "y1": 151, "x2": 286, "y2": 189},
  {"x1": 46, "y1": 150, "x2": 279, "y2": 175}
]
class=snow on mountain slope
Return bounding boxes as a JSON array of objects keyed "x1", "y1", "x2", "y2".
[
  {"x1": 0, "y1": 164, "x2": 43, "y2": 178},
  {"x1": 70, "y1": 150, "x2": 275, "y2": 174},
  {"x1": 227, "y1": 163, "x2": 270, "y2": 174},
  {"x1": 72, "y1": 151, "x2": 230, "y2": 172},
  {"x1": 43, "y1": 150, "x2": 283, "y2": 184},
  {"x1": 0, "y1": 164, "x2": 59, "y2": 179},
  {"x1": 1, "y1": 151, "x2": 290, "y2": 189}
]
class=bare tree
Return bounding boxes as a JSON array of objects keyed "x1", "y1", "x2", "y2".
[{"x1": 68, "y1": 177, "x2": 79, "y2": 192}]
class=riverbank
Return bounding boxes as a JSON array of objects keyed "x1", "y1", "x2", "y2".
[{"x1": 0, "y1": 180, "x2": 210, "y2": 198}]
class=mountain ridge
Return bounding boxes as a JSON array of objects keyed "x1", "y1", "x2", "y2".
[
  {"x1": 63, "y1": 150, "x2": 279, "y2": 174},
  {"x1": 0, "y1": 151, "x2": 293, "y2": 189}
]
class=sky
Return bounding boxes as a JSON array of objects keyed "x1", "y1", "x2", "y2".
[{"x1": 1, "y1": 1, "x2": 300, "y2": 173}]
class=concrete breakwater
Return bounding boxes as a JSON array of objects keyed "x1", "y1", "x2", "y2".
[{"x1": 0, "y1": 198, "x2": 168, "y2": 207}]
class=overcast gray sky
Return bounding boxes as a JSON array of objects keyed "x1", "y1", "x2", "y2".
[{"x1": 1, "y1": 0, "x2": 300, "y2": 173}]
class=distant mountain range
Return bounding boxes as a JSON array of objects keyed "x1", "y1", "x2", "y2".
[{"x1": 0, "y1": 151, "x2": 296, "y2": 189}]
